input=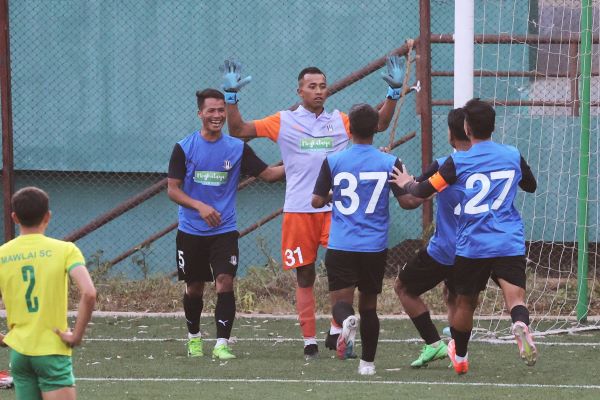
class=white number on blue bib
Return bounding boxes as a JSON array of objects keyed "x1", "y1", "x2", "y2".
[
  {"x1": 464, "y1": 170, "x2": 515, "y2": 215},
  {"x1": 333, "y1": 171, "x2": 388, "y2": 215}
]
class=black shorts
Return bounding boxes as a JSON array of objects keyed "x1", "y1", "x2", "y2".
[
  {"x1": 453, "y1": 255, "x2": 526, "y2": 296},
  {"x1": 397, "y1": 248, "x2": 456, "y2": 296},
  {"x1": 325, "y1": 249, "x2": 387, "y2": 294},
  {"x1": 175, "y1": 230, "x2": 239, "y2": 283}
]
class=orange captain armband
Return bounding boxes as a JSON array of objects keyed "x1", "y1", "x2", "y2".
[{"x1": 428, "y1": 172, "x2": 449, "y2": 192}]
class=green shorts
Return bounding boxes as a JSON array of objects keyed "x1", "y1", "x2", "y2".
[{"x1": 10, "y1": 349, "x2": 75, "y2": 400}]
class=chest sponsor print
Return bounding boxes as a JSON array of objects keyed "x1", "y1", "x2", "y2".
[
  {"x1": 193, "y1": 171, "x2": 228, "y2": 186},
  {"x1": 300, "y1": 137, "x2": 334, "y2": 152}
]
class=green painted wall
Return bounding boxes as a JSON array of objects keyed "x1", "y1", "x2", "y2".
[{"x1": 2, "y1": 1, "x2": 597, "y2": 277}]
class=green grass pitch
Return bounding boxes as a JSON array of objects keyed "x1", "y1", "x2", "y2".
[{"x1": 1, "y1": 316, "x2": 599, "y2": 399}]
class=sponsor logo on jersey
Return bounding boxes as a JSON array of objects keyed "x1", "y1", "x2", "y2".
[
  {"x1": 193, "y1": 171, "x2": 228, "y2": 186},
  {"x1": 223, "y1": 160, "x2": 232, "y2": 170},
  {"x1": 326, "y1": 123, "x2": 333, "y2": 132},
  {"x1": 300, "y1": 137, "x2": 334, "y2": 151}
]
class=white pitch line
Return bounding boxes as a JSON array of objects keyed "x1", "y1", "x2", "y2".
[
  {"x1": 42, "y1": 310, "x2": 600, "y2": 322},
  {"x1": 83, "y1": 337, "x2": 600, "y2": 346},
  {"x1": 75, "y1": 377, "x2": 600, "y2": 390}
]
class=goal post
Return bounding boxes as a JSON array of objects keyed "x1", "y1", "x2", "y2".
[
  {"x1": 442, "y1": 0, "x2": 599, "y2": 335},
  {"x1": 454, "y1": 0, "x2": 474, "y2": 107},
  {"x1": 576, "y1": 0, "x2": 592, "y2": 322}
]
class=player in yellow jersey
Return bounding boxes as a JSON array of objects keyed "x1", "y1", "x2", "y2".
[{"x1": 0, "y1": 187, "x2": 96, "y2": 400}]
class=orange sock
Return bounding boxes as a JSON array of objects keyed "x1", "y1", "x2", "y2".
[{"x1": 296, "y1": 286, "x2": 316, "y2": 338}]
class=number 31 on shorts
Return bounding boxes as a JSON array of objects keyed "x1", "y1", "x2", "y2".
[{"x1": 284, "y1": 246, "x2": 304, "y2": 267}]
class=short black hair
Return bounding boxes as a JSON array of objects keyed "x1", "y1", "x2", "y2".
[
  {"x1": 297, "y1": 67, "x2": 326, "y2": 82},
  {"x1": 12, "y1": 187, "x2": 49, "y2": 227},
  {"x1": 463, "y1": 98, "x2": 495, "y2": 139},
  {"x1": 196, "y1": 88, "x2": 225, "y2": 110},
  {"x1": 447, "y1": 108, "x2": 468, "y2": 141},
  {"x1": 348, "y1": 103, "x2": 379, "y2": 139}
]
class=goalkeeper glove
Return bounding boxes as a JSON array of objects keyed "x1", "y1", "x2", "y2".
[
  {"x1": 381, "y1": 55, "x2": 405, "y2": 100},
  {"x1": 220, "y1": 59, "x2": 252, "y2": 104}
]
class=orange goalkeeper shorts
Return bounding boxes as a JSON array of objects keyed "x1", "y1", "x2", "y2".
[{"x1": 281, "y1": 212, "x2": 331, "y2": 270}]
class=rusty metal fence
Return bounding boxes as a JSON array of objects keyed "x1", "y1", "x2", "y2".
[
  {"x1": 1, "y1": 1, "x2": 599, "y2": 327},
  {"x1": 0, "y1": 0, "x2": 429, "y2": 280}
]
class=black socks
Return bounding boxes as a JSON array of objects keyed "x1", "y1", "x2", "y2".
[
  {"x1": 215, "y1": 291, "x2": 236, "y2": 339},
  {"x1": 411, "y1": 311, "x2": 441, "y2": 345},
  {"x1": 359, "y1": 309, "x2": 379, "y2": 362},
  {"x1": 183, "y1": 292, "x2": 203, "y2": 335}
]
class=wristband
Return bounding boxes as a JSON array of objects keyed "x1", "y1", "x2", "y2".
[
  {"x1": 224, "y1": 91, "x2": 239, "y2": 104},
  {"x1": 387, "y1": 86, "x2": 401, "y2": 100}
]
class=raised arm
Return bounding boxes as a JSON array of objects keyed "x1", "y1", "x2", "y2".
[
  {"x1": 226, "y1": 104, "x2": 258, "y2": 138},
  {"x1": 377, "y1": 98, "x2": 399, "y2": 132},
  {"x1": 376, "y1": 55, "x2": 405, "y2": 131},
  {"x1": 220, "y1": 59, "x2": 258, "y2": 138}
]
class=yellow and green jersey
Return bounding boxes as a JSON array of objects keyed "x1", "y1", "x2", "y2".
[{"x1": 0, "y1": 234, "x2": 85, "y2": 356}]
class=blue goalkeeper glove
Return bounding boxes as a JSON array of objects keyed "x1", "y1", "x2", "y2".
[
  {"x1": 381, "y1": 55, "x2": 405, "y2": 100},
  {"x1": 220, "y1": 59, "x2": 252, "y2": 104}
]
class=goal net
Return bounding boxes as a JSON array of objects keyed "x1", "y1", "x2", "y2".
[{"x1": 432, "y1": 0, "x2": 599, "y2": 337}]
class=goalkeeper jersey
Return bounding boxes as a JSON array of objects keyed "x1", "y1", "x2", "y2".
[
  {"x1": 255, "y1": 105, "x2": 350, "y2": 213},
  {"x1": 0, "y1": 234, "x2": 85, "y2": 356}
]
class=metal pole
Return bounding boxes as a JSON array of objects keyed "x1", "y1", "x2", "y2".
[
  {"x1": 432, "y1": 99, "x2": 600, "y2": 107},
  {"x1": 63, "y1": 178, "x2": 168, "y2": 243},
  {"x1": 576, "y1": 0, "x2": 592, "y2": 323},
  {"x1": 430, "y1": 33, "x2": 600, "y2": 45},
  {"x1": 432, "y1": 70, "x2": 598, "y2": 78},
  {"x1": 0, "y1": 0, "x2": 15, "y2": 241},
  {"x1": 418, "y1": 0, "x2": 433, "y2": 232}
]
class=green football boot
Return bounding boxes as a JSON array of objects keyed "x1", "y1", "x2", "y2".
[
  {"x1": 187, "y1": 337, "x2": 203, "y2": 357},
  {"x1": 410, "y1": 341, "x2": 448, "y2": 368},
  {"x1": 212, "y1": 344, "x2": 237, "y2": 360},
  {"x1": 512, "y1": 321, "x2": 537, "y2": 366}
]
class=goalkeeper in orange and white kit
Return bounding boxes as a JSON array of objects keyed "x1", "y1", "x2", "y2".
[
  {"x1": 0, "y1": 187, "x2": 96, "y2": 399},
  {"x1": 221, "y1": 56, "x2": 406, "y2": 359}
]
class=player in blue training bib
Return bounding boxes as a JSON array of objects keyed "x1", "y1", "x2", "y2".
[
  {"x1": 394, "y1": 108, "x2": 470, "y2": 368},
  {"x1": 167, "y1": 88, "x2": 284, "y2": 360},
  {"x1": 312, "y1": 103, "x2": 422, "y2": 376},
  {"x1": 391, "y1": 99, "x2": 538, "y2": 375}
]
